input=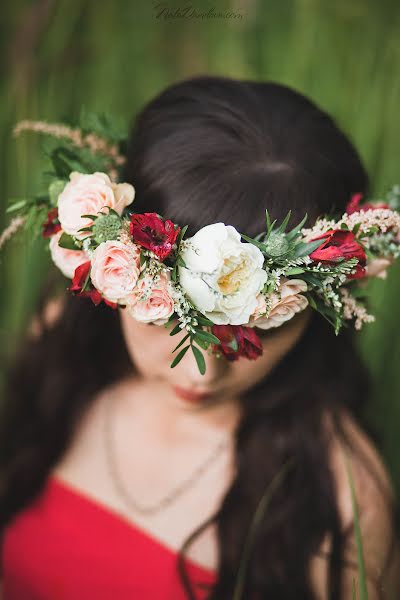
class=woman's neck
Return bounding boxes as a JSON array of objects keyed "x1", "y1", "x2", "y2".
[{"x1": 113, "y1": 374, "x2": 242, "y2": 445}]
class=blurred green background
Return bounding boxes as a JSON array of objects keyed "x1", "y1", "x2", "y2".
[{"x1": 0, "y1": 0, "x2": 399, "y2": 491}]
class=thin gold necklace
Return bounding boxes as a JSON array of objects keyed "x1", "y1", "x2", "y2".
[{"x1": 103, "y1": 392, "x2": 232, "y2": 517}]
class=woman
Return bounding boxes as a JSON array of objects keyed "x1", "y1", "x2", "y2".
[{"x1": 1, "y1": 75, "x2": 399, "y2": 599}]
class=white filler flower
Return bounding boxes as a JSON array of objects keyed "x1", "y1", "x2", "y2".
[{"x1": 178, "y1": 223, "x2": 268, "y2": 325}]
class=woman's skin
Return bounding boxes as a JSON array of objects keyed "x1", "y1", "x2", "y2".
[{"x1": 29, "y1": 298, "x2": 400, "y2": 597}]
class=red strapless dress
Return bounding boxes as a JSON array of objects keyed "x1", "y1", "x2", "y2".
[{"x1": 1, "y1": 476, "x2": 216, "y2": 599}]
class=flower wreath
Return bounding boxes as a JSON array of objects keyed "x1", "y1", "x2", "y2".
[{"x1": 2, "y1": 112, "x2": 400, "y2": 374}]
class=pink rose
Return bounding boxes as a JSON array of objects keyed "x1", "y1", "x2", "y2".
[
  {"x1": 58, "y1": 172, "x2": 135, "y2": 239},
  {"x1": 250, "y1": 279, "x2": 308, "y2": 330},
  {"x1": 90, "y1": 240, "x2": 141, "y2": 303},
  {"x1": 49, "y1": 230, "x2": 89, "y2": 278},
  {"x1": 127, "y1": 272, "x2": 174, "y2": 325}
]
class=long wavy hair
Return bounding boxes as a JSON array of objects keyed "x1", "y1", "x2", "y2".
[{"x1": 0, "y1": 75, "x2": 396, "y2": 599}]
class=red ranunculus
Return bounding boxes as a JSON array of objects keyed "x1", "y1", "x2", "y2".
[
  {"x1": 130, "y1": 212, "x2": 180, "y2": 261},
  {"x1": 42, "y1": 207, "x2": 62, "y2": 238},
  {"x1": 211, "y1": 325, "x2": 263, "y2": 362},
  {"x1": 346, "y1": 192, "x2": 389, "y2": 215},
  {"x1": 68, "y1": 261, "x2": 117, "y2": 309},
  {"x1": 309, "y1": 229, "x2": 366, "y2": 279}
]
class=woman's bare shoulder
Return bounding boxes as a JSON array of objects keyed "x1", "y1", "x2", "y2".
[{"x1": 311, "y1": 408, "x2": 400, "y2": 599}]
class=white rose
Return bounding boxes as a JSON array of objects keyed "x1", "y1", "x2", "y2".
[
  {"x1": 58, "y1": 171, "x2": 134, "y2": 240},
  {"x1": 49, "y1": 230, "x2": 89, "y2": 279},
  {"x1": 178, "y1": 223, "x2": 268, "y2": 325},
  {"x1": 250, "y1": 278, "x2": 308, "y2": 330},
  {"x1": 90, "y1": 240, "x2": 141, "y2": 303}
]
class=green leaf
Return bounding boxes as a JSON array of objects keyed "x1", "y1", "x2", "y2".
[
  {"x1": 294, "y1": 238, "x2": 325, "y2": 258},
  {"x1": 77, "y1": 226, "x2": 93, "y2": 233},
  {"x1": 232, "y1": 458, "x2": 296, "y2": 600},
  {"x1": 193, "y1": 336, "x2": 209, "y2": 350},
  {"x1": 176, "y1": 254, "x2": 187, "y2": 268},
  {"x1": 170, "y1": 345, "x2": 189, "y2": 368},
  {"x1": 107, "y1": 207, "x2": 120, "y2": 218},
  {"x1": 265, "y1": 209, "x2": 276, "y2": 236},
  {"x1": 194, "y1": 330, "x2": 221, "y2": 345},
  {"x1": 191, "y1": 344, "x2": 206, "y2": 375},
  {"x1": 195, "y1": 315, "x2": 215, "y2": 327},
  {"x1": 286, "y1": 213, "x2": 308, "y2": 241},
  {"x1": 240, "y1": 233, "x2": 267, "y2": 252},
  {"x1": 285, "y1": 267, "x2": 305, "y2": 275},
  {"x1": 49, "y1": 179, "x2": 67, "y2": 206},
  {"x1": 227, "y1": 336, "x2": 239, "y2": 352},
  {"x1": 277, "y1": 210, "x2": 291, "y2": 234},
  {"x1": 341, "y1": 446, "x2": 369, "y2": 600},
  {"x1": 5, "y1": 199, "x2": 27, "y2": 213},
  {"x1": 178, "y1": 224, "x2": 188, "y2": 242},
  {"x1": 169, "y1": 323, "x2": 182, "y2": 336},
  {"x1": 172, "y1": 333, "x2": 190, "y2": 353},
  {"x1": 140, "y1": 251, "x2": 146, "y2": 268},
  {"x1": 81, "y1": 266, "x2": 91, "y2": 292},
  {"x1": 306, "y1": 294, "x2": 317, "y2": 310},
  {"x1": 81, "y1": 213, "x2": 100, "y2": 220},
  {"x1": 352, "y1": 579, "x2": 357, "y2": 600},
  {"x1": 58, "y1": 232, "x2": 79, "y2": 250}
]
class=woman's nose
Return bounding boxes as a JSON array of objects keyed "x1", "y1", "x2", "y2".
[{"x1": 180, "y1": 344, "x2": 228, "y2": 388}]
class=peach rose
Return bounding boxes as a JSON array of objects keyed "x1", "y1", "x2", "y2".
[
  {"x1": 250, "y1": 278, "x2": 308, "y2": 330},
  {"x1": 58, "y1": 171, "x2": 134, "y2": 239},
  {"x1": 90, "y1": 240, "x2": 141, "y2": 303},
  {"x1": 127, "y1": 272, "x2": 174, "y2": 325},
  {"x1": 365, "y1": 257, "x2": 392, "y2": 279},
  {"x1": 49, "y1": 230, "x2": 89, "y2": 279}
]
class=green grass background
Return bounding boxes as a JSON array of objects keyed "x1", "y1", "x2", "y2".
[{"x1": 0, "y1": 0, "x2": 399, "y2": 495}]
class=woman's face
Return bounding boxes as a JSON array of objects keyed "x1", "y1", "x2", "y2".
[{"x1": 118, "y1": 307, "x2": 312, "y2": 409}]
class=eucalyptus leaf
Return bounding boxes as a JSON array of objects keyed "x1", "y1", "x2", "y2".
[
  {"x1": 194, "y1": 330, "x2": 221, "y2": 345},
  {"x1": 172, "y1": 333, "x2": 190, "y2": 353},
  {"x1": 170, "y1": 345, "x2": 189, "y2": 368},
  {"x1": 195, "y1": 315, "x2": 215, "y2": 327},
  {"x1": 193, "y1": 336, "x2": 209, "y2": 350},
  {"x1": 169, "y1": 323, "x2": 182, "y2": 336},
  {"x1": 191, "y1": 344, "x2": 206, "y2": 375}
]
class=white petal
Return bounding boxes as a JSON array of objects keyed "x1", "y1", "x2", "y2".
[{"x1": 179, "y1": 268, "x2": 216, "y2": 312}]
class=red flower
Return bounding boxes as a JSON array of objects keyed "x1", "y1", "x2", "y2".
[
  {"x1": 42, "y1": 207, "x2": 62, "y2": 238},
  {"x1": 130, "y1": 212, "x2": 180, "y2": 261},
  {"x1": 309, "y1": 229, "x2": 367, "y2": 279},
  {"x1": 346, "y1": 192, "x2": 389, "y2": 215},
  {"x1": 211, "y1": 325, "x2": 263, "y2": 362},
  {"x1": 68, "y1": 261, "x2": 117, "y2": 309}
]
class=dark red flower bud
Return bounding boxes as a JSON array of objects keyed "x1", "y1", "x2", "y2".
[
  {"x1": 42, "y1": 207, "x2": 62, "y2": 238},
  {"x1": 309, "y1": 229, "x2": 367, "y2": 279},
  {"x1": 68, "y1": 261, "x2": 117, "y2": 309},
  {"x1": 346, "y1": 192, "x2": 390, "y2": 215},
  {"x1": 130, "y1": 212, "x2": 180, "y2": 261},
  {"x1": 211, "y1": 324, "x2": 263, "y2": 361}
]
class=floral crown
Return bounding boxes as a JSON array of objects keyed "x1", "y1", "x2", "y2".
[{"x1": 2, "y1": 111, "x2": 400, "y2": 375}]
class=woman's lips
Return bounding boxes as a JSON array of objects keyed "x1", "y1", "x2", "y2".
[{"x1": 172, "y1": 385, "x2": 214, "y2": 403}]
